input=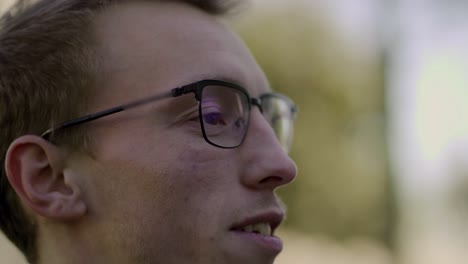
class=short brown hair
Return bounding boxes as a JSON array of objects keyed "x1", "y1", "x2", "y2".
[{"x1": 0, "y1": 0, "x2": 235, "y2": 263}]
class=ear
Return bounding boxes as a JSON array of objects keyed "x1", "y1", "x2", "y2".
[{"x1": 5, "y1": 135, "x2": 87, "y2": 221}]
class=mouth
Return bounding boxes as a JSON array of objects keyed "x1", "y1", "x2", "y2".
[
  {"x1": 230, "y1": 212, "x2": 282, "y2": 236},
  {"x1": 231, "y1": 222, "x2": 274, "y2": 236},
  {"x1": 229, "y1": 211, "x2": 284, "y2": 253}
]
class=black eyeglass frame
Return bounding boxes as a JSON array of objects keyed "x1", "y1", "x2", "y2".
[{"x1": 41, "y1": 79, "x2": 297, "y2": 149}]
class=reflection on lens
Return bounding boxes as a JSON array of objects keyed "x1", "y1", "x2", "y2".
[{"x1": 261, "y1": 94, "x2": 296, "y2": 152}]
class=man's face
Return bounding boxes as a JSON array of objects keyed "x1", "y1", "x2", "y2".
[{"x1": 71, "y1": 2, "x2": 297, "y2": 263}]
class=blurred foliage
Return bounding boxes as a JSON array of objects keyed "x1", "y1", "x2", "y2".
[{"x1": 234, "y1": 4, "x2": 396, "y2": 248}]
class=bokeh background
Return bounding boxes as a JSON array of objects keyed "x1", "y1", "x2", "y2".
[{"x1": 2, "y1": 0, "x2": 468, "y2": 263}]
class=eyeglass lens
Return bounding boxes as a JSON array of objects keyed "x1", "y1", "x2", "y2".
[
  {"x1": 261, "y1": 96, "x2": 295, "y2": 152},
  {"x1": 201, "y1": 85, "x2": 250, "y2": 148},
  {"x1": 200, "y1": 85, "x2": 294, "y2": 151}
]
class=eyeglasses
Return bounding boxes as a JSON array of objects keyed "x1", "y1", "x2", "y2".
[{"x1": 41, "y1": 79, "x2": 297, "y2": 151}]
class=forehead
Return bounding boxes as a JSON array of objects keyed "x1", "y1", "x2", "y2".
[{"x1": 91, "y1": 1, "x2": 268, "y2": 106}]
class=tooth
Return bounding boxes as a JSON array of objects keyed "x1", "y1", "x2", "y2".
[
  {"x1": 253, "y1": 223, "x2": 271, "y2": 236},
  {"x1": 265, "y1": 224, "x2": 272, "y2": 235},
  {"x1": 240, "y1": 223, "x2": 272, "y2": 235}
]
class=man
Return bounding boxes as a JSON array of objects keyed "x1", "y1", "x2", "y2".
[{"x1": 0, "y1": 0, "x2": 297, "y2": 263}]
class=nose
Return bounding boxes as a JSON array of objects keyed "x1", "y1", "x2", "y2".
[{"x1": 239, "y1": 108, "x2": 297, "y2": 190}]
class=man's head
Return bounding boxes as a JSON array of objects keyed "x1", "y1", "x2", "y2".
[{"x1": 0, "y1": 1, "x2": 297, "y2": 263}]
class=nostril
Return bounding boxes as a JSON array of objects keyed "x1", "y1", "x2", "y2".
[{"x1": 259, "y1": 176, "x2": 283, "y2": 185}]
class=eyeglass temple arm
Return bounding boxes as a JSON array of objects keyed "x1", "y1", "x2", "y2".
[{"x1": 41, "y1": 91, "x2": 174, "y2": 139}]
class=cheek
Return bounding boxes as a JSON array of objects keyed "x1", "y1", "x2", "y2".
[
  {"x1": 154, "y1": 146, "x2": 238, "y2": 248},
  {"x1": 168, "y1": 147, "x2": 235, "y2": 212},
  {"x1": 88, "y1": 124, "x2": 242, "y2": 261},
  {"x1": 175, "y1": 144, "x2": 239, "y2": 204},
  {"x1": 108, "y1": 143, "x2": 237, "y2": 260}
]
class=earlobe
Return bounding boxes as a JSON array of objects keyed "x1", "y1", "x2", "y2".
[{"x1": 5, "y1": 135, "x2": 87, "y2": 221}]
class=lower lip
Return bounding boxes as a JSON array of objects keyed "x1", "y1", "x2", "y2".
[{"x1": 230, "y1": 231, "x2": 283, "y2": 253}]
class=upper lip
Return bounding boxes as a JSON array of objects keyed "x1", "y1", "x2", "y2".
[{"x1": 229, "y1": 210, "x2": 284, "y2": 235}]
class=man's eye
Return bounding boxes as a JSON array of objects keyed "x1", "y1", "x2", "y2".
[
  {"x1": 234, "y1": 117, "x2": 246, "y2": 128},
  {"x1": 203, "y1": 112, "x2": 227, "y2": 126}
]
